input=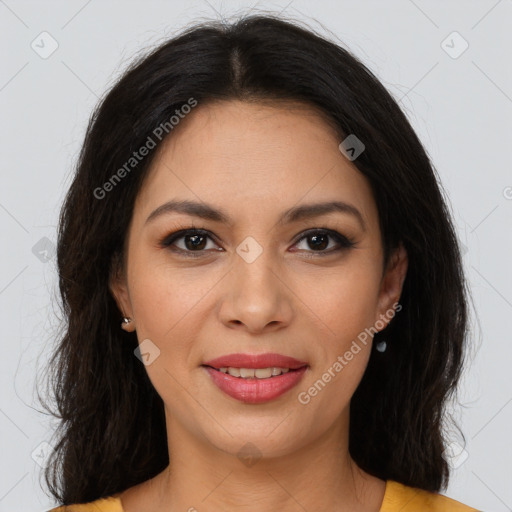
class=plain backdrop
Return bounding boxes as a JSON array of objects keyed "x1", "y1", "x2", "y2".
[{"x1": 0, "y1": 1, "x2": 511, "y2": 511}]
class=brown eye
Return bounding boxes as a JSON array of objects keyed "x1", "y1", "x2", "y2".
[
  {"x1": 304, "y1": 232, "x2": 330, "y2": 251},
  {"x1": 161, "y1": 229, "x2": 218, "y2": 256},
  {"x1": 293, "y1": 229, "x2": 356, "y2": 255},
  {"x1": 181, "y1": 233, "x2": 208, "y2": 251}
]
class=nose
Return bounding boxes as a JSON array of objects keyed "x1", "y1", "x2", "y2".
[{"x1": 218, "y1": 247, "x2": 294, "y2": 335}]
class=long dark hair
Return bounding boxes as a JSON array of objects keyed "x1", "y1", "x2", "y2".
[{"x1": 39, "y1": 13, "x2": 472, "y2": 504}]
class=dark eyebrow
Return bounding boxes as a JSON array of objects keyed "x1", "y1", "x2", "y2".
[{"x1": 145, "y1": 199, "x2": 366, "y2": 231}]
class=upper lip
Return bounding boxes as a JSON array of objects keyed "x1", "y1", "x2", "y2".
[{"x1": 202, "y1": 352, "x2": 308, "y2": 370}]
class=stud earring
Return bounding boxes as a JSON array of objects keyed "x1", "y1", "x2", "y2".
[
  {"x1": 375, "y1": 340, "x2": 387, "y2": 353},
  {"x1": 121, "y1": 317, "x2": 135, "y2": 332}
]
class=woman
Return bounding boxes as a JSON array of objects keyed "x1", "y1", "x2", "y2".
[{"x1": 43, "y1": 13, "x2": 478, "y2": 512}]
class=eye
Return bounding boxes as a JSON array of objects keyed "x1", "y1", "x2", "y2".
[
  {"x1": 160, "y1": 227, "x2": 220, "y2": 257},
  {"x1": 159, "y1": 227, "x2": 356, "y2": 258},
  {"x1": 293, "y1": 229, "x2": 356, "y2": 256}
]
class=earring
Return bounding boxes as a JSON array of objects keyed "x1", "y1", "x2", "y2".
[
  {"x1": 375, "y1": 340, "x2": 387, "y2": 353},
  {"x1": 121, "y1": 317, "x2": 135, "y2": 332}
]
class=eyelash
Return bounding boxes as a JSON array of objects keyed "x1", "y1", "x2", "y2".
[{"x1": 158, "y1": 224, "x2": 356, "y2": 258}]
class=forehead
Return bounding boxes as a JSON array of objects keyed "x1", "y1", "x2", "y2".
[{"x1": 134, "y1": 100, "x2": 378, "y2": 232}]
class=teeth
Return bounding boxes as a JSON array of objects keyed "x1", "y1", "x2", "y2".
[
  {"x1": 218, "y1": 367, "x2": 292, "y2": 379},
  {"x1": 240, "y1": 368, "x2": 256, "y2": 378},
  {"x1": 225, "y1": 367, "x2": 240, "y2": 377}
]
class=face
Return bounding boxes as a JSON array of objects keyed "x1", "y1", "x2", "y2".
[{"x1": 110, "y1": 99, "x2": 407, "y2": 459}]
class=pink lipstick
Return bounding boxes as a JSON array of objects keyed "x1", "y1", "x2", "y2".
[{"x1": 202, "y1": 352, "x2": 309, "y2": 404}]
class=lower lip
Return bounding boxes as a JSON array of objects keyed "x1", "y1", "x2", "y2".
[{"x1": 203, "y1": 366, "x2": 308, "y2": 404}]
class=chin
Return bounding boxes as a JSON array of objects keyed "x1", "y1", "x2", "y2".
[{"x1": 201, "y1": 419, "x2": 310, "y2": 461}]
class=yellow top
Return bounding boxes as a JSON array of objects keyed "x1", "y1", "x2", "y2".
[{"x1": 47, "y1": 480, "x2": 479, "y2": 511}]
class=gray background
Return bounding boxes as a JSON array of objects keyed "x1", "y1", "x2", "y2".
[{"x1": 0, "y1": 0, "x2": 511, "y2": 510}]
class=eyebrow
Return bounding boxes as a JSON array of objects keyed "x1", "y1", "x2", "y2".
[{"x1": 145, "y1": 199, "x2": 366, "y2": 231}]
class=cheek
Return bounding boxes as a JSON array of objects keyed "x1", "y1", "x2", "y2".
[
  {"x1": 127, "y1": 264, "x2": 209, "y2": 409},
  {"x1": 300, "y1": 262, "x2": 381, "y2": 344},
  {"x1": 295, "y1": 262, "x2": 380, "y2": 406},
  {"x1": 129, "y1": 258, "x2": 215, "y2": 340}
]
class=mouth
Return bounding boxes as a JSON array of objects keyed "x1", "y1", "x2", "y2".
[
  {"x1": 201, "y1": 365, "x2": 307, "y2": 379},
  {"x1": 201, "y1": 362, "x2": 309, "y2": 404},
  {"x1": 202, "y1": 352, "x2": 309, "y2": 371}
]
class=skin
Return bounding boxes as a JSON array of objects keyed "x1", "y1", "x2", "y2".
[{"x1": 110, "y1": 99, "x2": 408, "y2": 512}]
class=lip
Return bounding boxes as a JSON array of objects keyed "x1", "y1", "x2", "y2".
[
  {"x1": 202, "y1": 352, "x2": 308, "y2": 370},
  {"x1": 203, "y1": 365, "x2": 308, "y2": 404}
]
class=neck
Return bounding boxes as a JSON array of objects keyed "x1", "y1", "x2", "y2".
[{"x1": 136, "y1": 409, "x2": 386, "y2": 512}]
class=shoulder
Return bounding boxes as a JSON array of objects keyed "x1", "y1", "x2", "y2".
[
  {"x1": 381, "y1": 480, "x2": 480, "y2": 512},
  {"x1": 46, "y1": 493, "x2": 123, "y2": 512}
]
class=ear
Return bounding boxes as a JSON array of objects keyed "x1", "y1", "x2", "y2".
[
  {"x1": 375, "y1": 242, "x2": 408, "y2": 329},
  {"x1": 109, "y1": 251, "x2": 134, "y2": 330}
]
